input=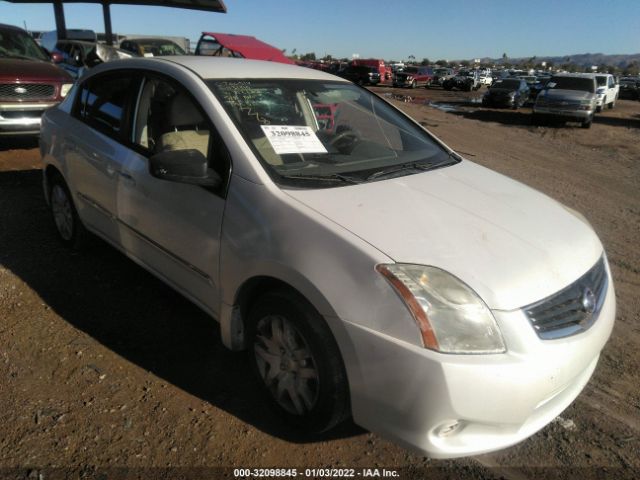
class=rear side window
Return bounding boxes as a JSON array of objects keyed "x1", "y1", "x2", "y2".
[{"x1": 75, "y1": 73, "x2": 137, "y2": 138}]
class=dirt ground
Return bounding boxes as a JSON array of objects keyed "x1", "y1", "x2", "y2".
[{"x1": 0, "y1": 86, "x2": 639, "y2": 480}]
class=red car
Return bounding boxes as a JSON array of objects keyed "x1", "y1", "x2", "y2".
[
  {"x1": 194, "y1": 32, "x2": 295, "y2": 64},
  {"x1": 0, "y1": 23, "x2": 73, "y2": 136}
]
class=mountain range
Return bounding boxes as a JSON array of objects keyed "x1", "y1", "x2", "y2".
[{"x1": 476, "y1": 53, "x2": 640, "y2": 68}]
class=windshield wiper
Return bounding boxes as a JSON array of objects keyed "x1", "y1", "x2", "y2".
[
  {"x1": 279, "y1": 173, "x2": 362, "y2": 184},
  {"x1": 365, "y1": 161, "x2": 444, "y2": 181}
]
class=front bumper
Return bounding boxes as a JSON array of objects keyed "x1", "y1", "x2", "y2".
[
  {"x1": 0, "y1": 102, "x2": 58, "y2": 135},
  {"x1": 533, "y1": 105, "x2": 594, "y2": 121},
  {"x1": 484, "y1": 96, "x2": 516, "y2": 107},
  {"x1": 333, "y1": 268, "x2": 615, "y2": 458}
]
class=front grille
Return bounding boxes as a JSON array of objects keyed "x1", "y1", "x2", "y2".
[
  {"x1": 0, "y1": 83, "x2": 56, "y2": 101},
  {"x1": 524, "y1": 257, "x2": 608, "y2": 340}
]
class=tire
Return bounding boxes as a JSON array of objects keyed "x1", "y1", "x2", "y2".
[
  {"x1": 49, "y1": 173, "x2": 88, "y2": 249},
  {"x1": 410, "y1": 80, "x2": 417, "y2": 89},
  {"x1": 607, "y1": 100, "x2": 615, "y2": 109},
  {"x1": 581, "y1": 116, "x2": 593, "y2": 129},
  {"x1": 247, "y1": 290, "x2": 350, "y2": 434},
  {"x1": 596, "y1": 105, "x2": 602, "y2": 113}
]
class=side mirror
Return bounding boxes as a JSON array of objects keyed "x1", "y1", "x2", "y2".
[
  {"x1": 149, "y1": 149, "x2": 222, "y2": 188},
  {"x1": 50, "y1": 51, "x2": 63, "y2": 64}
]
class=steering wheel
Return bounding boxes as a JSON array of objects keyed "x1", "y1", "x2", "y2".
[{"x1": 329, "y1": 126, "x2": 361, "y2": 154}]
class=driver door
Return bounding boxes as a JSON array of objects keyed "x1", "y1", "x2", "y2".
[{"x1": 116, "y1": 74, "x2": 230, "y2": 316}]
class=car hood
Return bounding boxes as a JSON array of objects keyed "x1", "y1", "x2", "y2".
[
  {"x1": 0, "y1": 58, "x2": 72, "y2": 82},
  {"x1": 544, "y1": 89, "x2": 595, "y2": 101},
  {"x1": 284, "y1": 160, "x2": 603, "y2": 311}
]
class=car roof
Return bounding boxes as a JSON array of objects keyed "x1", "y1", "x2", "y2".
[
  {"x1": 155, "y1": 56, "x2": 347, "y2": 81},
  {"x1": 0, "y1": 23, "x2": 27, "y2": 33}
]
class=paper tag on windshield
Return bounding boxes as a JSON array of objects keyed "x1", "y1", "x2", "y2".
[{"x1": 261, "y1": 125, "x2": 327, "y2": 155}]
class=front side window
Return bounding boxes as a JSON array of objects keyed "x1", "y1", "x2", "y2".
[
  {"x1": 208, "y1": 79, "x2": 456, "y2": 188},
  {"x1": 132, "y1": 75, "x2": 230, "y2": 187},
  {"x1": 76, "y1": 73, "x2": 137, "y2": 137},
  {"x1": 133, "y1": 76, "x2": 211, "y2": 158}
]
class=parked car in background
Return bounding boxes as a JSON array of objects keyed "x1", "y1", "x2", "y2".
[
  {"x1": 40, "y1": 56, "x2": 615, "y2": 460},
  {"x1": 40, "y1": 29, "x2": 96, "y2": 54},
  {"x1": 195, "y1": 32, "x2": 294, "y2": 64},
  {"x1": 431, "y1": 67, "x2": 454, "y2": 87},
  {"x1": 51, "y1": 39, "x2": 133, "y2": 78},
  {"x1": 479, "y1": 74, "x2": 493, "y2": 87},
  {"x1": 338, "y1": 65, "x2": 380, "y2": 86},
  {"x1": 351, "y1": 58, "x2": 387, "y2": 81},
  {"x1": 619, "y1": 76, "x2": 640, "y2": 100},
  {"x1": 482, "y1": 78, "x2": 530, "y2": 109},
  {"x1": 119, "y1": 37, "x2": 185, "y2": 57},
  {"x1": 528, "y1": 76, "x2": 550, "y2": 100},
  {"x1": 0, "y1": 23, "x2": 73, "y2": 136},
  {"x1": 590, "y1": 73, "x2": 619, "y2": 111},
  {"x1": 442, "y1": 70, "x2": 481, "y2": 91},
  {"x1": 533, "y1": 74, "x2": 597, "y2": 128},
  {"x1": 393, "y1": 66, "x2": 433, "y2": 88}
]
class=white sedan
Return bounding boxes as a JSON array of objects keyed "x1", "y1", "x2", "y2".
[{"x1": 40, "y1": 56, "x2": 615, "y2": 458}]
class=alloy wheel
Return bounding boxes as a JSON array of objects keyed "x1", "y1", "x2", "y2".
[{"x1": 254, "y1": 314, "x2": 320, "y2": 416}]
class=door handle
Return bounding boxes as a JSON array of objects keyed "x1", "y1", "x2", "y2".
[{"x1": 118, "y1": 171, "x2": 136, "y2": 186}]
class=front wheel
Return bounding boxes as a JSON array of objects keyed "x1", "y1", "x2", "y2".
[
  {"x1": 248, "y1": 290, "x2": 350, "y2": 433},
  {"x1": 581, "y1": 115, "x2": 593, "y2": 129}
]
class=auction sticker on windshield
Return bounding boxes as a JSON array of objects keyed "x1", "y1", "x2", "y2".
[{"x1": 261, "y1": 125, "x2": 328, "y2": 154}]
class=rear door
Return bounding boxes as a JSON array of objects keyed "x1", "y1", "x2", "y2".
[{"x1": 65, "y1": 71, "x2": 140, "y2": 241}]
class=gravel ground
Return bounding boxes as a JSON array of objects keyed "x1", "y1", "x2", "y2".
[{"x1": 0, "y1": 87, "x2": 638, "y2": 480}]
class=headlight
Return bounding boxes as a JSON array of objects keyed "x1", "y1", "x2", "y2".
[
  {"x1": 60, "y1": 83, "x2": 74, "y2": 98},
  {"x1": 377, "y1": 264, "x2": 506, "y2": 354}
]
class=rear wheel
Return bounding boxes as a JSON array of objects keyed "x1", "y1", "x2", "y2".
[
  {"x1": 247, "y1": 290, "x2": 350, "y2": 433},
  {"x1": 49, "y1": 173, "x2": 88, "y2": 249}
]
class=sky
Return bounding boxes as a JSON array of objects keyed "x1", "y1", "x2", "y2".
[{"x1": 1, "y1": 0, "x2": 639, "y2": 61}]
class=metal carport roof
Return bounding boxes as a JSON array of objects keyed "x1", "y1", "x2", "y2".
[{"x1": 2, "y1": 0, "x2": 227, "y2": 45}]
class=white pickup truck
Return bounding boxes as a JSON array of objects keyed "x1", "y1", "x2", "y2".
[{"x1": 591, "y1": 73, "x2": 619, "y2": 111}]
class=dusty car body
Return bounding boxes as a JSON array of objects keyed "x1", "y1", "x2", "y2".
[
  {"x1": 338, "y1": 65, "x2": 380, "y2": 85},
  {"x1": 51, "y1": 40, "x2": 133, "y2": 78},
  {"x1": 0, "y1": 23, "x2": 73, "y2": 135},
  {"x1": 533, "y1": 74, "x2": 597, "y2": 128},
  {"x1": 393, "y1": 66, "x2": 433, "y2": 88},
  {"x1": 40, "y1": 56, "x2": 615, "y2": 459},
  {"x1": 442, "y1": 70, "x2": 481, "y2": 91},
  {"x1": 482, "y1": 78, "x2": 530, "y2": 108},
  {"x1": 431, "y1": 67, "x2": 454, "y2": 87},
  {"x1": 194, "y1": 32, "x2": 294, "y2": 64},
  {"x1": 119, "y1": 37, "x2": 186, "y2": 57},
  {"x1": 619, "y1": 76, "x2": 640, "y2": 100}
]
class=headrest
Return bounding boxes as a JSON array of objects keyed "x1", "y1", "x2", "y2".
[{"x1": 167, "y1": 92, "x2": 204, "y2": 127}]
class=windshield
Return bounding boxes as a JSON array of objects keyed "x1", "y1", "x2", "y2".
[
  {"x1": 492, "y1": 79, "x2": 521, "y2": 89},
  {"x1": 547, "y1": 76, "x2": 595, "y2": 93},
  {"x1": 208, "y1": 79, "x2": 456, "y2": 188},
  {"x1": 137, "y1": 40, "x2": 185, "y2": 56},
  {"x1": 0, "y1": 28, "x2": 48, "y2": 61},
  {"x1": 595, "y1": 76, "x2": 607, "y2": 87},
  {"x1": 402, "y1": 67, "x2": 418, "y2": 74}
]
